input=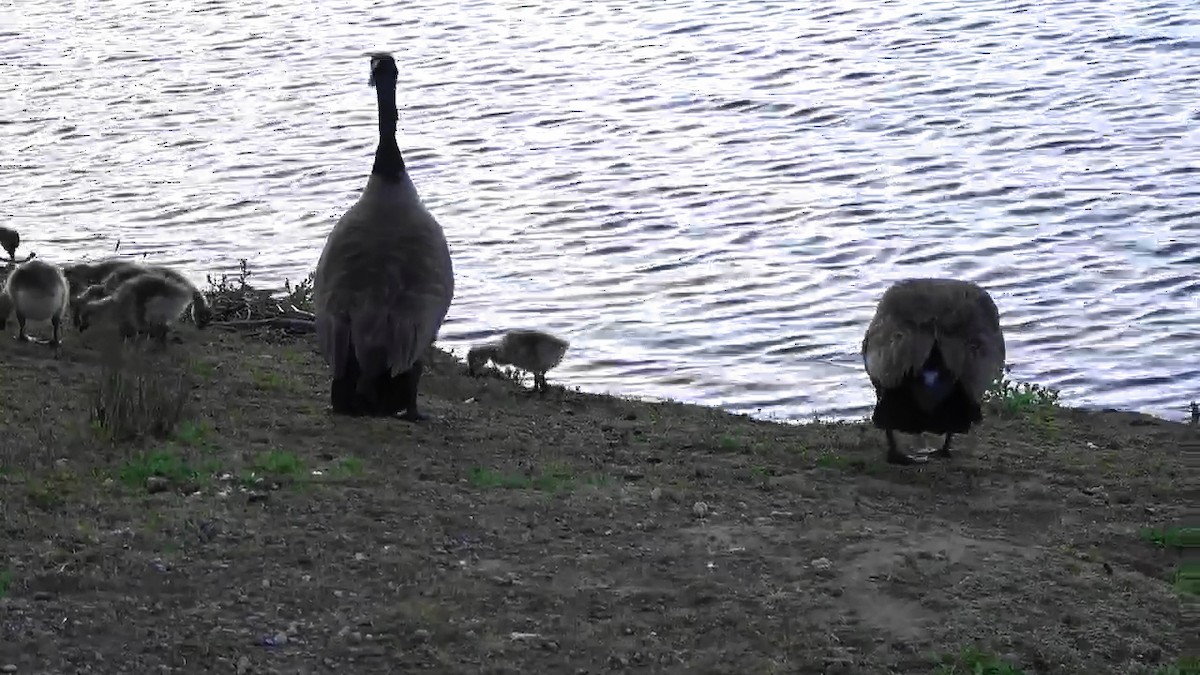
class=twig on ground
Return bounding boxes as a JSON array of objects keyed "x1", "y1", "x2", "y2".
[{"x1": 210, "y1": 318, "x2": 315, "y2": 334}]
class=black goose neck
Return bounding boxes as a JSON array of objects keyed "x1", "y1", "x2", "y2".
[{"x1": 371, "y1": 72, "x2": 405, "y2": 182}]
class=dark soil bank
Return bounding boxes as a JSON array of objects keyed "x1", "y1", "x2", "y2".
[{"x1": 0, "y1": 324, "x2": 1192, "y2": 674}]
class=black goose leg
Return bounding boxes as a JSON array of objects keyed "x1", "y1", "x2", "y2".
[
  {"x1": 885, "y1": 429, "x2": 921, "y2": 466},
  {"x1": 330, "y1": 353, "x2": 365, "y2": 417},
  {"x1": 330, "y1": 378, "x2": 364, "y2": 416},
  {"x1": 149, "y1": 323, "x2": 169, "y2": 351},
  {"x1": 534, "y1": 372, "x2": 546, "y2": 393},
  {"x1": 50, "y1": 313, "x2": 63, "y2": 358},
  {"x1": 931, "y1": 433, "x2": 954, "y2": 459},
  {"x1": 15, "y1": 310, "x2": 28, "y2": 342},
  {"x1": 397, "y1": 360, "x2": 430, "y2": 422}
]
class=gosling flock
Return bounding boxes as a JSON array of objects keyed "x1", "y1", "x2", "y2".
[{"x1": 0, "y1": 52, "x2": 1007, "y2": 467}]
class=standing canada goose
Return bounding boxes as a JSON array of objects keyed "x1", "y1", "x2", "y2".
[
  {"x1": 100, "y1": 264, "x2": 212, "y2": 329},
  {"x1": 2, "y1": 258, "x2": 69, "y2": 349},
  {"x1": 468, "y1": 329, "x2": 570, "y2": 393},
  {"x1": 75, "y1": 274, "x2": 195, "y2": 347},
  {"x1": 0, "y1": 227, "x2": 20, "y2": 261},
  {"x1": 861, "y1": 278, "x2": 1006, "y2": 465},
  {"x1": 312, "y1": 52, "x2": 455, "y2": 420}
]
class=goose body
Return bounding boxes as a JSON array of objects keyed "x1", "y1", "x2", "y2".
[
  {"x1": 861, "y1": 278, "x2": 1006, "y2": 465},
  {"x1": 468, "y1": 330, "x2": 570, "y2": 392},
  {"x1": 64, "y1": 260, "x2": 212, "y2": 328},
  {"x1": 99, "y1": 264, "x2": 212, "y2": 328},
  {"x1": 62, "y1": 259, "x2": 139, "y2": 295},
  {"x1": 0, "y1": 227, "x2": 20, "y2": 261},
  {"x1": 76, "y1": 274, "x2": 195, "y2": 346},
  {"x1": 3, "y1": 258, "x2": 69, "y2": 347},
  {"x1": 312, "y1": 52, "x2": 455, "y2": 420}
]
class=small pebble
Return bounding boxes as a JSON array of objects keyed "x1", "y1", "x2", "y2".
[
  {"x1": 145, "y1": 477, "x2": 170, "y2": 494},
  {"x1": 692, "y1": 501, "x2": 709, "y2": 518},
  {"x1": 414, "y1": 628, "x2": 431, "y2": 641},
  {"x1": 811, "y1": 557, "x2": 833, "y2": 572},
  {"x1": 2, "y1": 665, "x2": 17, "y2": 673},
  {"x1": 650, "y1": 487, "x2": 663, "y2": 502}
]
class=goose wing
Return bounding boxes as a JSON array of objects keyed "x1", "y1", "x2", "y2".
[
  {"x1": 861, "y1": 310, "x2": 936, "y2": 390},
  {"x1": 952, "y1": 285, "x2": 1006, "y2": 401}
]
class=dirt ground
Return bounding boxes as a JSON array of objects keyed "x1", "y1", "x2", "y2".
[{"x1": 0, "y1": 321, "x2": 1192, "y2": 674}]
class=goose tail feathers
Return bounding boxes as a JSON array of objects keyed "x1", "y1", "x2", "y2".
[{"x1": 317, "y1": 309, "x2": 431, "y2": 416}]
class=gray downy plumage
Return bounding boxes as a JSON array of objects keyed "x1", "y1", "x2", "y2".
[
  {"x1": 99, "y1": 264, "x2": 212, "y2": 329},
  {"x1": 62, "y1": 259, "x2": 141, "y2": 296},
  {"x1": 77, "y1": 274, "x2": 195, "y2": 347},
  {"x1": 861, "y1": 277, "x2": 1006, "y2": 466},
  {"x1": 3, "y1": 258, "x2": 70, "y2": 351},
  {"x1": 312, "y1": 52, "x2": 455, "y2": 420},
  {"x1": 467, "y1": 329, "x2": 570, "y2": 393}
]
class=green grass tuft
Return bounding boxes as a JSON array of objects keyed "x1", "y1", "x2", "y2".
[
  {"x1": 118, "y1": 450, "x2": 199, "y2": 488},
  {"x1": 173, "y1": 419, "x2": 212, "y2": 447},
  {"x1": 1173, "y1": 563, "x2": 1199, "y2": 596},
  {"x1": 1153, "y1": 656, "x2": 1200, "y2": 675},
  {"x1": 467, "y1": 464, "x2": 603, "y2": 493},
  {"x1": 333, "y1": 456, "x2": 365, "y2": 477},
  {"x1": 984, "y1": 366, "x2": 1061, "y2": 415},
  {"x1": 0, "y1": 569, "x2": 12, "y2": 599},
  {"x1": 252, "y1": 450, "x2": 306, "y2": 477},
  {"x1": 1140, "y1": 526, "x2": 1199, "y2": 549},
  {"x1": 935, "y1": 647, "x2": 1026, "y2": 675}
]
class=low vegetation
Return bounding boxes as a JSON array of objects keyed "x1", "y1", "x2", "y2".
[
  {"x1": 0, "y1": 262, "x2": 1191, "y2": 673},
  {"x1": 983, "y1": 365, "x2": 1062, "y2": 414}
]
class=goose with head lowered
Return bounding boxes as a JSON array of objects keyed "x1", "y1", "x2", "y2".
[
  {"x1": 75, "y1": 274, "x2": 195, "y2": 348},
  {"x1": 468, "y1": 329, "x2": 570, "y2": 393},
  {"x1": 2, "y1": 258, "x2": 70, "y2": 352},
  {"x1": 861, "y1": 278, "x2": 1006, "y2": 465},
  {"x1": 312, "y1": 52, "x2": 455, "y2": 421},
  {"x1": 99, "y1": 263, "x2": 213, "y2": 329}
]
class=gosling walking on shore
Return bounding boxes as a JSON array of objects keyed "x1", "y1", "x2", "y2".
[{"x1": 468, "y1": 329, "x2": 570, "y2": 393}]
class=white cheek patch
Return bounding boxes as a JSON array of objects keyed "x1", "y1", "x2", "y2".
[{"x1": 922, "y1": 369, "x2": 939, "y2": 387}]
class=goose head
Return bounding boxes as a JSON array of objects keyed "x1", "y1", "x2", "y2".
[{"x1": 467, "y1": 343, "x2": 499, "y2": 376}]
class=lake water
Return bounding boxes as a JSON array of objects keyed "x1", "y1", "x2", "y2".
[{"x1": 1, "y1": 0, "x2": 1197, "y2": 422}]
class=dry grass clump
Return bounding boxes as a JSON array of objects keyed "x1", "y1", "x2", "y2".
[
  {"x1": 201, "y1": 259, "x2": 316, "y2": 341},
  {"x1": 204, "y1": 258, "x2": 314, "y2": 321},
  {"x1": 89, "y1": 339, "x2": 192, "y2": 441}
]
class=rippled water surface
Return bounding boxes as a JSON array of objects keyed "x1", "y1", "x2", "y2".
[{"x1": 1, "y1": 0, "x2": 1198, "y2": 421}]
